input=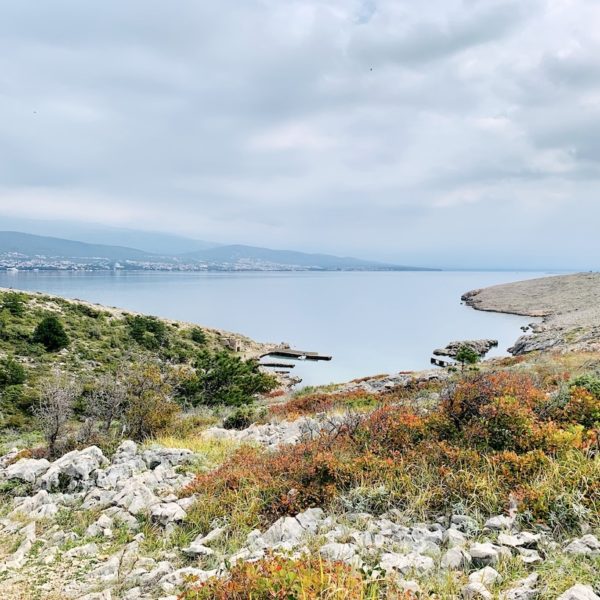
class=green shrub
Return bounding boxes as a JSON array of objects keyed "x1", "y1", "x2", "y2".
[
  {"x1": 2, "y1": 292, "x2": 26, "y2": 317},
  {"x1": 0, "y1": 356, "x2": 26, "y2": 387},
  {"x1": 127, "y1": 315, "x2": 168, "y2": 350},
  {"x1": 183, "y1": 351, "x2": 277, "y2": 406},
  {"x1": 32, "y1": 315, "x2": 70, "y2": 351},
  {"x1": 570, "y1": 374, "x2": 600, "y2": 398},
  {"x1": 190, "y1": 327, "x2": 207, "y2": 345},
  {"x1": 223, "y1": 405, "x2": 267, "y2": 430}
]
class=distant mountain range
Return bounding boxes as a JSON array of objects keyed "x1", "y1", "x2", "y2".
[{"x1": 0, "y1": 230, "x2": 437, "y2": 272}]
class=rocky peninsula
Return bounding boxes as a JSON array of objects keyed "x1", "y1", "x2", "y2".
[{"x1": 462, "y1": 272, "x2": 600, "y2": 355}]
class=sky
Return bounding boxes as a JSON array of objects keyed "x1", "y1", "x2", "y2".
[{"x1": 0, "y1": 0, "x2": 599, "y2": 269}]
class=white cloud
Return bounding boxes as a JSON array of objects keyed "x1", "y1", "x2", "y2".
[{"x1": 0, "y1": 0, "x2": 599, "y2": 267}]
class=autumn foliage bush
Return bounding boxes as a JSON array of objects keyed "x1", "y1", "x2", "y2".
[
  {"x1": 179, "y1": 555, "x2": 410, "y2": 600},
  {"x1": 185, "y1": 371, "x2": 600, "y2": 533}
]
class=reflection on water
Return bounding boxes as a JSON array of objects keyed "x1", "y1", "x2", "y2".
[{"x1": 0, "y1": 270, "x2": 552, "y2": 386}]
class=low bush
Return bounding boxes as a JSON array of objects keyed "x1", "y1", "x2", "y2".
[
  {"x1": 223, "y1": 405, "x2": 267, "y2": 430},
  {"x1": 180, "y1": 554, "x2": 407, "y2": 600},
  {"x1": 185, "y1": 371, "x2": 600, "y2": 533}
]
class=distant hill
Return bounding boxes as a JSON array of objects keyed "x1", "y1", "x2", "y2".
[
  {"x1": 0, "y1": 231, "x2": 155, "y2": 261},
  {"x1": 0, "y1": 231, "x2": 436, "y2": 271},
  {"x1": 0, "y1": 218, "x2": 219, "y2": 255},
  {"x1": 181, "y1": 244, "x2": 429, "y2": 271}
]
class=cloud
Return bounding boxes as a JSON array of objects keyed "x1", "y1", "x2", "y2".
[{"x1": 0, "y1": 0, "x2": 599, "y2": 268}]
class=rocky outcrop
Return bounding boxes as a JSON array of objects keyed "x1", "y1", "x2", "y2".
[
  {"x1": 463, "y1": 273, "x2": 600, "y2": 355},
  {"x1": 433, "y1": 339, "x2": 498, "y2": 359}
]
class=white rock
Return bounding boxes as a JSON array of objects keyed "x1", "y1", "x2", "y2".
[
  {"x1": 319, "y1": 543, "x2": 357, "y2": 563},
  {"x1": 565, "y1": 535, "x2": 600, "y2": 556},
  {"x1": 469, "y1": 566, "x2": 502, "y2": 586},
  {"x1": 557, "y1": 585, "x2": 600, "y2": 600},
  {"x1": 469, "y1": 542, "x2": 502, "y2": 565},
  {"x1": 500, "y1": 574, "x2": 539, "y2": 600},
  {"x1": 262, "y1": 516, "x2": 305, "y2": 548},
  {"x1": 518, "y1": 548, "x2": 542, "y2": 564},
  {"x1": 150, "y1": 502, "x2": 186, "y2": 525},
  {"x1": 484, "y1": 515, "x2": 514, "y2": 531},
  {"x1": 158, "y1": 567, "x2": 216, "y2": 593},
  {"x1": 64, "y1": 542, "x2": 99, "y2": 558},
  {"x1": 462, "y1": 582, "x2": 493, "y2": 599},
  {"x1": 40, "y1": 446, "x2": 108, "y2": 491},
  {"x1": 4, "y1": 458, "x2": 50, "y2": 483},
  {"x1": 498, "y1": 532, "x2": 540, "y2": 548},
  {"x1": 379, "y1": 552, "x2": 435, "y2": 575},
  {"x1": 441, "y1": 547, "x2": 471, "y2": 570},
  {"x1": 444, "y1": 528, "x2": 468, "y2": 548}
]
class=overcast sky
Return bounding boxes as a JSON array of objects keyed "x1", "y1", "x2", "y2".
[{"x1": 0, "y1": 0, "x2": 599, "y2": 268}]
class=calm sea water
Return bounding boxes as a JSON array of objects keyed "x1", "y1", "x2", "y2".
[{"x1": 0, "y1": 270, "x2": 551, "y2": 386}]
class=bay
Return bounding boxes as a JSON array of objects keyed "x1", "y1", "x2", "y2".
[{"x1": 0, "y1": 270, "x2": 552, "y2": 386}]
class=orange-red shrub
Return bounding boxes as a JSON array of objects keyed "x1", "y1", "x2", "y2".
[{"x1": 179, "y1": 555, "x2": 412, "y2": 600}]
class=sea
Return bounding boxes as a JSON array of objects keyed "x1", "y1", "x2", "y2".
[{"x1": 0, "y1": 270, "x2": 553, "y2": 387}]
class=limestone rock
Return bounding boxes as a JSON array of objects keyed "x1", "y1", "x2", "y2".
[
  {"x1": 462, "y1": 582, "x2": 493, "y2": 599},
  {"x1": 557, "y1": 585, "x2": 600, "y2": 600},
  {"x1": 4, "y1": 458, "x2": 50, "y2": 483}
]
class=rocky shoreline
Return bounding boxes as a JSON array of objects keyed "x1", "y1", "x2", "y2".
[{"x1": 462, "y1": 273, "x2": 600, "y2": 356}]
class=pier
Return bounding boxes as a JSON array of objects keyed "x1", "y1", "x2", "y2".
[{"x1": 263, "y1": 348, "x2": 332, "y2": 362}]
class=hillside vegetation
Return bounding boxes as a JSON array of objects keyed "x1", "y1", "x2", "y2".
[{"x1": 0, "y1": 289, "x2": 276, "y2": 445}]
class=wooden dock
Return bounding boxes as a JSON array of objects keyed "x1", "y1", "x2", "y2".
[
  {"x1": 260, "y1": 362, "x2": 296, "y2": 369},
  {"x1": 431, "y1": 357, "x2": 453, "y2": 368},
  {"x1": 263, "y1": 348, "x2": 332, "y2": 362}
]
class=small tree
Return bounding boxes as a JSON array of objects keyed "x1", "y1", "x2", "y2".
[
  {"x1": 127, "y1": 315, "x2": 168, "y2": 350},
  {"x1": 2, "y1": 292, "x2": 26, "y2": 317},
  {"x1": 89, "y1": 373, "x2": 128, "y2": 434},
  {"x1": 0, "y1": 356, "x2": 26, "y2": 387},
  {"x1": 455, "y1": 345, "x2": 480, "y2": 372},
  {"x1": 33, "y1": 315, "x2": 70, "y2": 352},
  {"x1": 186, "y1": 350, "x2": 277, "y2": 407},
  {"x1": 34, "y1": 375, "x2": 80, "y2": 457},
  {"x1": 123, "y1": 362, "x2": 179, "y2": 440}
]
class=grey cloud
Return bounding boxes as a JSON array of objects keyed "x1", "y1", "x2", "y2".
[{"x1": 0, "y1": 0, "x2": 599, "y2": 268}]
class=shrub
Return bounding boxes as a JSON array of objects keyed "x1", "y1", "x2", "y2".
[
  {"x1": 563, "y1": 387, "x2": 600, "y2": 429},
  {"x1": 123, "y1": 362, "x2": 180, "y2": 440},
  {"x1": 455, "y1": 344, "x2": 480, "y2": 370},
  {"x1": 223, "y1": 405, "x2": 267, "y2": 430},
  {"x1": 32, "y1": 315, "x2": 70, "y2": 351},
  {"x1": 180, "y1": 555, "x2": 402, "y2": 599},
  {"x1": 190, "y1": 327, "x2": 207, "y2": 345},
  {"x1": 34, "y1": 375, "x2": 80, "y2": 457},
  {"x1": 2, "y1": 292, "x2": 26, "y2": 317},
  {"x1": 184, "y1": 351, "x2": 277, "y2": 406},
  {"x1": 127, "y1": 315, "x2": 168, "y2": 350},
  {"x1": 0, "y1": 356, "x2": 26, "y2": 387},
  {"x1": 570, "y1": 374, "x2": 600, "y2": 398}
]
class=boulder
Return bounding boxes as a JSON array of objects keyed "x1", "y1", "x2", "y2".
[
  {"x1": 557, "y1": 585, "x2": 600, "y2": 600},
  {"x1": 500, "y1": 574, "x2": 539, "y2": 600},
  {"x1": 441, "y1": 547, "x2": 471, "y2": 570},
  {"x1": 469, "y1": 566, "x2": 502, "y2": 586},
  {"x1": 469, "y1": 542, "x2": 503, "y2": 566},
  {"x1": 462, "y1": 582, "x2": 493, "y2": 599},
  {"x1": 40, "y1": 446, "x2": 109, "y2": 491},
  {"x1": 319, "y1": 543, "x2": 358, "y2": 564},
  {"x1": 565, "y1": 535, "x2": 600, "y2": 556},
  {"x1": 262, "y1": 516, "x2": 305, "y2": 549},
  {"x1": 379, "y1": 552, "x2": 435, "y2": 575},
  {"x1": 483, "y1": 515, "x2": 514, "y2": 531},
  {"x1": 150, "y1": 502, "x2": 186, "y2": 526},
  {"x1": 4, "y1": 458, "x2": 50, "y2": 483}
]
